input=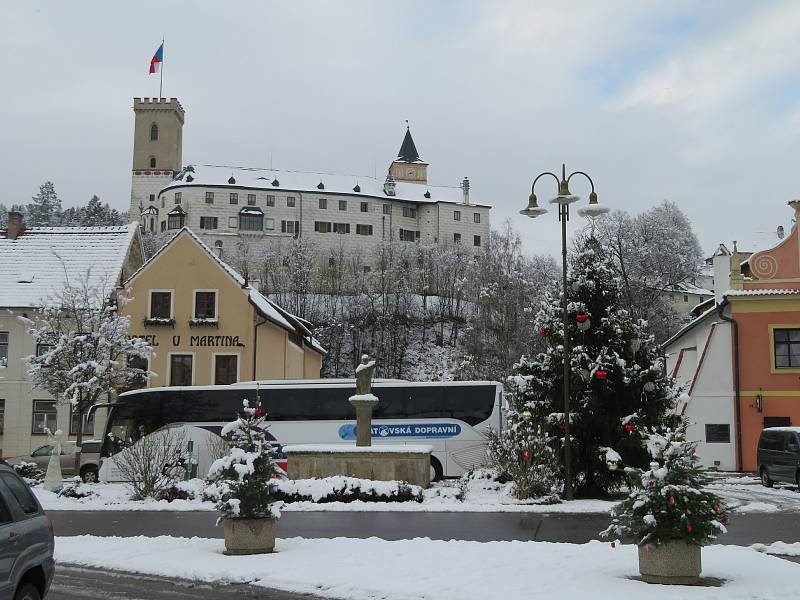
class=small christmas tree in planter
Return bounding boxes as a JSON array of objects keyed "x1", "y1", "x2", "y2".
[
  {"x1": 602, "y1": 421, "x2": 729, "y2": 585},
  {"x1": 208, "y1": 399, "x2": 283, "y2": 555}
]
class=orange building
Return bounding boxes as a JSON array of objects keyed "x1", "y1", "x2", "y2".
[{"x1": 667, "y1": 200, "x2": 800, "y2": 472}]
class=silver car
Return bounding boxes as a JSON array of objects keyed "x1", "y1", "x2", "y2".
[{"x1": 26, "y1": 442, "x2": 101, "y2": 483}]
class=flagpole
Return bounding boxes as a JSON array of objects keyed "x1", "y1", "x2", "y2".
[{"x1": 159, "y1": 38, "x2": 164, "y2": 98}]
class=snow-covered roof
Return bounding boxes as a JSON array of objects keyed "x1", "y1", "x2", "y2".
[
  {"x1": 663, "y1": 305, "x2": 721, "y2": 349},
  {"x1": 0, "y1": 224, "x2": 140, "y2": 308},
  {"x1": 160, "y1": 165, "x2": 488, "y2": 208},
  {"x1": 671, "y1": 281, "x2": 713, "y2": 296},
  {"x1": 123, "y1": 228, "x2": 326, "y2": 355},
  {"x1": 724, "y1": 289, "x2": 800, "y2": 297}
]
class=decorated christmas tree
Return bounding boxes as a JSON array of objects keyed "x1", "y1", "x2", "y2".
[
  {"x1": 602, "y1": 421, "x2": 729, "y2": 546},
  {"x1": 499, "y1": 237, "x2": 680, "y2": 498},
  {"x1": 207, "y1": 399, "x2": 282, "y2": 521}
]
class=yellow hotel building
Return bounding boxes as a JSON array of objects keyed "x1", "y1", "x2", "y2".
[{"x1": 122, "y1": 228, "x2": 325, "y2": 386}]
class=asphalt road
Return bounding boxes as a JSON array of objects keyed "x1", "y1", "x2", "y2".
[
  {"x1": 50, "y1": 565, "x2": 323, "y2": 600},
  {"x1": 49, "y1": 510, "x2": 800, "y2": 545}
]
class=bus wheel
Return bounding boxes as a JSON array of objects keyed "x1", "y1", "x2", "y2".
[{"x1": 430, "y1": 456, "x2": 444, "y2": 482}]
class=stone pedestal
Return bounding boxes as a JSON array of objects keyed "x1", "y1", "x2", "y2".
[
  {"x1": 283, "y1": 445, "x2": 433, "y2": 488},
  {"x1": 348, "y1": 394, "x2": 378, "y2": 447},
  {"x1": 638, "y1": 542, "x2": 701, "y2": 585},
  {"x1": 222, "y1": 518, "x2": 277, "y2": 555}
]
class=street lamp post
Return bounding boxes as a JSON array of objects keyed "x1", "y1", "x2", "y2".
[{"x1": 520, "y1": 164, "x2": 609, "y2": 501}]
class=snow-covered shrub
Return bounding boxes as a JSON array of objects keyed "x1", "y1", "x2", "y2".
[
  {"x1": 154, "y1": 479, "x2": 207, "y2": 502},
  {"x1": 488, "y1": 424, "x2": 560, "y2": 500},
  {"x1": 13, "y1": 462, "x2": 44, "y2": 484},
  {"x1": 271, "y1": 476, "x2": 423, "y2": 504},
  {"x1": 58, "y1": 477, "x2": 96, "y2": 499},
  {"x1": 207, "y1": 400, "x2": 282, "y2": 520},
  {"x1": 602, "y1": 421, "x2": 729, "y2": 547},
  {"x1": 113, "y1": 427, "x2": 189, "y2": 500}
]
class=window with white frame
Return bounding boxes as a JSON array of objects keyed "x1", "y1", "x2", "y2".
[
  {"x1": 339, "y1": 200, "x2": 347, "y2": 211},
  {"x1": 32, "y1": 400, "x2": 57, "y2": 434},
  {"x1": 70, "y1": 407, "x2": 94, "y2": 436},
  {"x1": 200, "y1": 216, "x2": 218, "y2": 230},
  {"x1": 194, "y1": 291, "x2": 217, "y2": 319},
  {"x1": 402, "y1": 207, "x2": 417, "y2": 218},
  {"x1": 247, "y1": 194, "x2": 257, "y2": 206},
  {"x1": 149, "y1": 291, "x2": 172, "y2": 319},
  {"x1": 266, "y1": 195, "x2": 275, "y2": 207},
  {"x1": 230, "y1": 193, "x2": 238, "y2": 205},
  {"x1": 265, "y1": 218, "x2": 275, "y2": 230},
  {"x1": 473, "y1": 213, "x2": 481, "y2": 223},
  {"x1": 454, "y1": 210, "x2": 461, "y2": 221},
  {"x1": 287, "y1": 196, "x2": 296, "y2": 207},
  {"x1": 214, "y1": 355, "x2": 238, "y2": 385},
  {"x1": 169, "y1": 355, "x2": 193, "y2": 386},
  {"x1": 205, "y1": 191, "x2": 214, "y2": 204}
]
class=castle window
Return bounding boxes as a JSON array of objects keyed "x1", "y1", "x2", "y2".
[
  {"x1": 174, "y1": 192, "x2": 181, "y2": 204},
  {"x1": 474, "y1": 235, "x2": 481, "y2": 247},
  {"x1": 454, "y1": 233, "x2": 461, "y2": 244},
  {"x1": 399, "y1": 229, "x2": 418, "y2": 242},
  {"x1": 160, "y1": 221, "x2": 166, "y2": 232},
  {"x1": 150, "y1": 123, "x2": 158, "y2": 141},
  {"x1": 205, "y1": 192, "x2": 214, "y2": 204},
  {"x1": 149, "y1": 194, "x2": 155, "y2": 203},
  {"x1": 333, "y1": 223, "x2": 350, "y2": 234},
  {"x1": 167, "y1": 212, "x2": 185, "y2": 230},
  {"x1": 265, "y1": 218, "x2": 275, "y2": 230},
  {"x1": 230, "y1": 193, "x2": 238, "y2": 205},
  {"x1": 361, "y1": 202, "x2": 369, "y2": 213},
  {"x1": 454, "y1": 210, "x2": 461, "y2": 221},
  {"x1": 247, "y1": 194, "x2": 256, "y2": 206},
  {"x1": 319, "y1": 198, "x2": 328, "y2": 209},
  {"x1": 266, "y1": 195, "x2": 275, "y2": 207},
  {"x1": 339, "y1": 200, "x2": 347, "y2": 211},
  {"x1": 281, "y1": 220, "x2": 300, "y2": 237},
  {"x1": 287, "y1": 196, "x2": 296, "y2": 207},
  {"x1": 315, "y1": 221, "x2": 332, "y2": 233},
  {"x1": 150, "y1": 157, "x2": 157, "y2": 169},
  {"x1": 356, "y1": 224, "x2": 373, "y2": 236},
  {"x1": 239, "y1": 210, "x2": 263, "y2": 231},
  {"x1": 383, "y1": 204, "x2": 391, "y2": 215},
  {"x1": 200, "y1": 216, "x2": 218, "y2": 230},
  {"x1": 474, "y1": 213, "x2": 481, "y2": 223},
  {"x1": 402, "y1": 207, "x2": 417, "y2": 218}
]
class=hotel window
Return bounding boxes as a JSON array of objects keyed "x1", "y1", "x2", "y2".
[
  {"x1": 319, "y1": 198, "x2": 327, "y2": 209},
  {"x1": 775, "y1": 328, "x2": 800, "y2": 367},
  {"x1": 247, "y1": 194, "x2": 257, "y2": 206},
  {"x1": 383, "y1": 204, "x2": 391, "y2": 215},
  {"x1": 266, "y1": 195, "x2": 275, "y2": 207},
  {"x1": 356, "y1": 224, "x2": 373, "y2": 236},
  {"x1": 167, "y1": 212, "x2": 184, "y2": 229},
  {"x1": 169, "y1": 355, "x2": 193, "y2": 386},
  {"x1": 454, "y1": 210, "x2": 461, "y2": 221},
  {"x1": 333, "y1": 223, "x2": 350, "y2": 234},
  {"x1": 70, "y1": 407, "x2": 94, "y2": 436},
  {"x1": 315, "y1": 221, "x2": 332, "y2": 233},
  {"x1": 150, "y1": 123, "x2": 159, "y2": 141},
  {"x1": 453, "y1": 233, "x2": 461, "y2": 244},
  {"x1": 199, "y1": 216, "x2": 218, "y2": 230},
  {"x1": 31, "y1": 400, "x2": 57, "y2": 435},
  {"x1": 149, "y1": 291, "x2": 172, "y2": 319},
  {"x1": 339, "y1": 200, "x2": 347, "y2": 211},
  {"x1": 360, "y1": 202, "x2": 369, "y2": 213},
  {"x1": 230, "y1": 193, "x2": 238, "y2": 205},
  {"x1": 474, "y1": 235, "x2": 481, "y2": 247},
  {"x1": 265, "y1": 218, "x2": 275, "y2": 230},
  {"x1": 239, "y1": 212, "x2": 263, "y2": 231},
  {"x1": 174, "y1": 192, "x2": 181, "y2": 204},
  {"x1": 287, "y1": 196, "x2": 296, "y2": 207},
  {"x1": 474, "y1": 213, "x2": 481, "y2": 223},
  {"x1": 402, "y1": 207, "x2": 417, "y2": 218},
  {"x1": 0, "y1": 332, "x2": 7, "y2": 368},
  {"x1": 205, "y1": 192, "x2": 215, "y2": 204},
  {"x1": 214, "y1": 355, "x2": 238, "y2": 385},
  {"x1": 194, "y1": 291, "x2": 217, "y2": 319}
]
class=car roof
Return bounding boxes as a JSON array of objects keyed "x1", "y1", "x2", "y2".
[{"x1": 762, "y1": 427, "x2": 800, "y2": 433}]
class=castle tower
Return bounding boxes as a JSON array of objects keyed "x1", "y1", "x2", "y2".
[
  {"x1": 388, "y1": 126, "x2": 428, "y2": 184},
  {"x1": 129, "y1": 97, "x2": 185, "y2": 223}
]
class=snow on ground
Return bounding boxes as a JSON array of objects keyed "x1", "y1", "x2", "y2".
[
  {"x1": 752, "y1": 541, "x2": 800, "y2": 557},
  {"x1": 33, "y1": 471, "x2": 800, "y2": 514},
  {"x1": 55, "y1": 535, "x2": 800, "y2": 600}
]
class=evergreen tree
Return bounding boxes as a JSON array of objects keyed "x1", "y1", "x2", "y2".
[
  {"x1": 501, "y1": 237, "x2": 679, "y2": 498},
  {"x1": 0, "y1": 204, "x2": 7, "y2": 228},
  {"x1": 27, "y1": 181, "x2": 62, "y2": 226},
  {"x1": 602, "y1": 421, "x2": 729, "y2": 546}
]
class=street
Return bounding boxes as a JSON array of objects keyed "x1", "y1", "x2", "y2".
[{"x1": 49, "y1": 509, "x2": 800, "y2": 545}]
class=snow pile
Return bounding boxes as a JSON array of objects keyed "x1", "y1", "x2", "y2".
[
  {"x1": 752, "y1": 541, "x2": 800, "y2": 557},
  {"x1": 272, "y1": 476, "x2": 422, "y2": 504},
  {"x1": 58, "y1": 477, "x2": 96, "y2": 500},
  {"x1": 54, "y1": 535, "x2": 800, "y2": 599}
]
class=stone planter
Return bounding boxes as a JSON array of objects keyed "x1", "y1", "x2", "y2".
[
  {"x1": 638, "y1": 541, "x2": 701, "y2": 585},
  {"x1": 222, "y1": 517, "x2": 278, "y2": 555}
]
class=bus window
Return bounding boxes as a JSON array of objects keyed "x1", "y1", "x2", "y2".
[{"x1": 445, "y1": 385, "x2": 494, "y2": 425}]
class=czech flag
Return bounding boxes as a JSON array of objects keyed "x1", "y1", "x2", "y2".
[{"x1": 149, "y1": 43, "x2": 164, "y2": 74}]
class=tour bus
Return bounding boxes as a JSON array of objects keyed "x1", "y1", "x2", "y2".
[{"x1": 98, "y1": 379, "x2": 504, "y2": 482}]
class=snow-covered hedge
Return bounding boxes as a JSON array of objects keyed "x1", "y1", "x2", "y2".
[
  {"x1": 13, "y1": 462, "x2": 44, "y2": 484},
  {"x1": 58, "y1": 477, "x2": 96, "y2": 499},
  {"x1": 271, "y1": 476, "x2": 423, "y2": 504}
]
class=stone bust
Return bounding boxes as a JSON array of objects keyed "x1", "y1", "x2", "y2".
[{"x1": 355, "y1": 354, "x2": 376, "y2": 395}]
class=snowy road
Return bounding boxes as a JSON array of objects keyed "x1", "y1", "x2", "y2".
[
  {"x1": 50, "y1": 565, "x2": 323, "y2": 600},
  {"x1": 49, "y1": 510, "x2": 800, "y2": 545}
]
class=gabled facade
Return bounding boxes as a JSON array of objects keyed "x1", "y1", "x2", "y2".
[
  {"x1": 666, "y1": 200, "x2": 800, "y2": 472},
  {"x1": 121, "y1": 228, "x2": 325, "y2": 387}
]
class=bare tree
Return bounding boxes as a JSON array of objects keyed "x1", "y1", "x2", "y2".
[{"x1": 113, "y1": 427, "x2": 188, "y2": 500}]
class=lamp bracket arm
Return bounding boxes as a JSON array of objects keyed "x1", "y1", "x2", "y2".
[
  {"x1": 531, "y1": 171, "x2": 561, "y2": 195},
  {"x1": 566, "y1": 170, "x2": 596, "y2": 194}
]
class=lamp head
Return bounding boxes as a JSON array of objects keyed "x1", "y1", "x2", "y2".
[
  {"x1": 520, "y1": 192, "x2": 548, "y2": 218},
  {"x1": 577, "y1": 190, "x2": 610, "y2": 218}
]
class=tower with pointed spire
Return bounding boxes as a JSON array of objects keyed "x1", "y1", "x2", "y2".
[{"x1": 389, "y1": 124, "x2": 429, "y2": 184}]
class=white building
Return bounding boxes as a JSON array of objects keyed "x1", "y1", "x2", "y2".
[
  {"x1": 0, "y1": 214, "x2": 144, "y2": 462},
  {"x1": 130, "y1": 98, "x2": 491, "y2": 261}
]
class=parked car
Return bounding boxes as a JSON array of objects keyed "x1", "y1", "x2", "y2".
[
  {"x1": 0, "y1": 462, "x2": 55, "y2": 599},
  {"x1": 757, "y1": 427, "x2": 800, "y2": 488},
  {"x1": 17, "y1": 441, "x2": 101, "y2": 483}
]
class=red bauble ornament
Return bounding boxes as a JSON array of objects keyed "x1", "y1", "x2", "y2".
[
  {"x1": 611, "y1": 542, "x2": 616, "y2": 549},
  {"x1": 521, "y1": 450, "x2": 530, "y2": 461},
  {"x1": 255, "y1": 407, "x2": 263, "y2": 417},
  {"x1": 595, "y1": 369, "x2": 607, "y2": 380},
  {"x1": 686, "y1": 524, "x2": 693, "y2": 533},
  {"x1": 691, "y1": 448, "x2": 697, "y2": 456},
  {"x1": 559, "y1": 423, "x2": 567, "y2": 430},
  {"x1": 668, "y1": 494, "x2": 675, "y2": 506},
  {"x1": 576, "y1": 312, "x2": 589, "y2": 323},
  {"x1": 722, "y1": 515, "x2": 729, "y2": 525},
  {"x1": 715, "y1": 503, "x2": 721, "y2": 513},
  {"x1": 624, "y1": 424, "x2": 635, "y2": 433},
  {"x1": 647, "y1": 481, "x2": 654, "y2": 488},
  {"x1": 538, "y1": 328, "x2": 548, "y2": 337}
]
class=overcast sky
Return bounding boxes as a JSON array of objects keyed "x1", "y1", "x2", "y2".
[{"x1": 3, "y1": 1, "x2": 800, "y2": 257}]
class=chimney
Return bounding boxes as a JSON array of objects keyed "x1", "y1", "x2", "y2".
[
  {"x1": 383, "y1": 174, "x2": 396, "y2": 197},
  {"x1": 5, "y1": 211, "x2": 24, "y2": 240},
  {"x1": 461, "y1": 177, "x2": 470, "y2": 205}
]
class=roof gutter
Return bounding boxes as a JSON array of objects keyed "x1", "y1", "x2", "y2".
[
  {"x1": 253, "y1": 315, "x2": 268, "y2": 380},
  {"x1": 717, "y1": 298, "x2": 743, "y2": 471}
]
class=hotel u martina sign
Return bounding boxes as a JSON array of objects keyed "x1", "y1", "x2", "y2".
[{"x1": 129, "y1": 334, "x2": 246, "y2": 348}]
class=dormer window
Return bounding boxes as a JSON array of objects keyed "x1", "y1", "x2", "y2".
[{"x1": 150, "y1": 123, "x2": 158, "y2": 141}]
